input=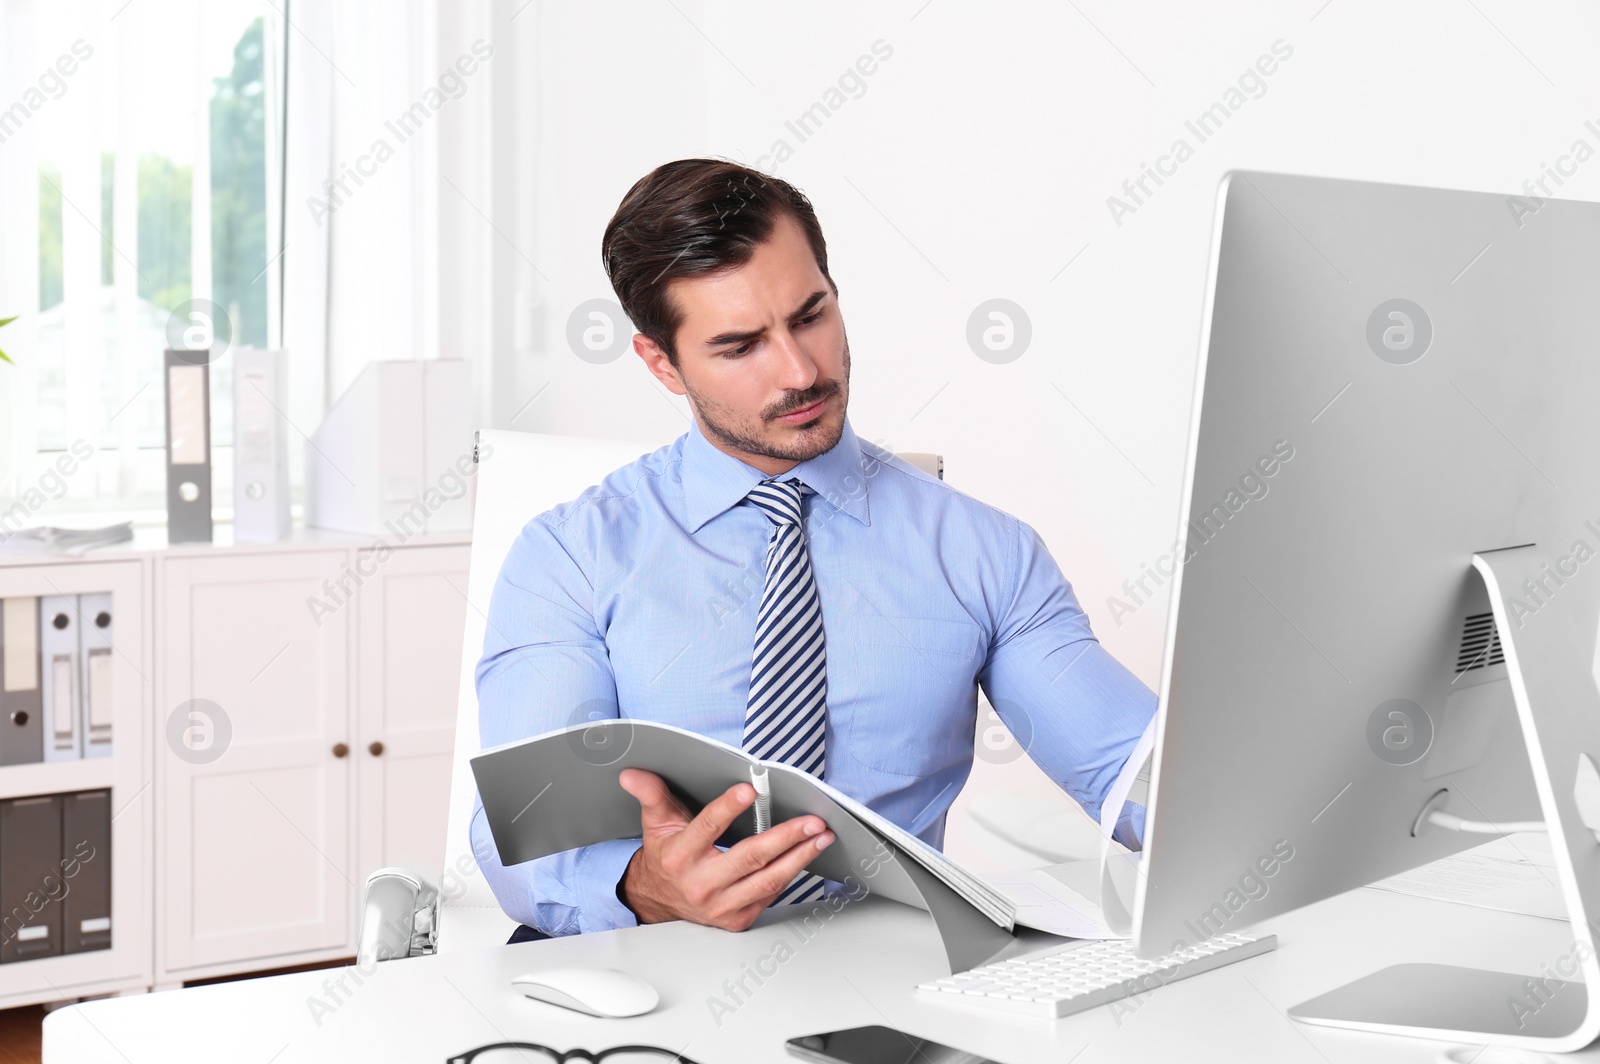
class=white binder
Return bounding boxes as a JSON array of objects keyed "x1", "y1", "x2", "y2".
[
  {"x1": 79, "y1": 592, "x2": 113, "y2": 760},
  {"x1": 233, "y1": 347, "x2": 292, "y2": 542},
  {"x1": 39, "y1": 596, "x2": 81, "y2": 763}
]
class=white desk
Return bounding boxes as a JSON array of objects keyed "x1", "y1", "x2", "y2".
[{"x1": 44, "y1": 887, "x2": 1600, "y2": 1063}]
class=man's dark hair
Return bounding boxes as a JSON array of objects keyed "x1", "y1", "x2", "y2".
[{"x1": 601, "y1": 158, "x2": 835, "y2": 369}]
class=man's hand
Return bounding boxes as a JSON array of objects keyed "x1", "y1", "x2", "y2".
[{"x1": 616, "y1": 767, "x2": 835, "y2": 930}]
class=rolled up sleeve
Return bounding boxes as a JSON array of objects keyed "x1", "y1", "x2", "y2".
[{"x1": 977, "y1": 518, "x2": 1158, "y2": 841}]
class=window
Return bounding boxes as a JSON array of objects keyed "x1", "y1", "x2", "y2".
[{"x1": 1, "y1": 0, "x2": 286, "y2": 513}]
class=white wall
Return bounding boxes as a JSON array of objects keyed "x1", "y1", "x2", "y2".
[{"x1": 458, "y1": 0, "x2": 1600, "y2": 861}]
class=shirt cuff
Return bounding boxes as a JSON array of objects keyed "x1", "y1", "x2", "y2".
[
  {"x1": 577, "y1": 838, "x2": 644, "y2": 933},
  {"x1": 1113, "y1": 801, "x2": 1147, "y2": 851}
]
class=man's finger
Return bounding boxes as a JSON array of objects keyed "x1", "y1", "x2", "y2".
[
  {"x1": 618, "y1": 768, "x2": 695, "y2": 834},
  {"x1": 723, "y1": 830, "x2": 835, "y2": 912},
  {"x1": 685, "y1": 782, "x2": 758, "y2": 853},
  {"x1": 720, "y1": 813, "x2": 828, "y2": 878}
]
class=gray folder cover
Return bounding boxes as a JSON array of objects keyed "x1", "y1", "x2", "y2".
[
  {"x1": 62, "y1": 790, "x2": 111, "y2": 954},
  {"x1": 0, "y1": 597, "x2": 43, "y2": 767},
  {"x1": 164, "y1": 349, "x2": 214, "y2": 543},
  {"x1": 1, "y1": 794, "x2": 63, "y2": 962},
  {"x1": 471, "y1": 719, "x2": 1015, "y2": 972}
]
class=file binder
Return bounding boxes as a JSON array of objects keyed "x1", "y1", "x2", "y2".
[
  {"x1": 0, "y1": 597, "x2": 43, "y2": 767},
  {"x1": 39, "y1": 596, "x2": 81, "y2": 763},
  {"x1": 165, "y1": 349, "x2": 214, "y2": 543},
  {"x1": 61, "y1": 790, "x2": 111, "y2": 954},
  {"x1": 0, "y1": 794, "x2": 63, "y2": 963},
  {"x1": 79, "y1": 593, "x2": 114, "y2": 759},
  {"x1": 233, "y1": 347, "x2": 292, "y2": 542}
]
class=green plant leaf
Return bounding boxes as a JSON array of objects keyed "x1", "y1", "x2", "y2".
[
  {"x1": 0, "y1": 316, "x2": 17, "y2": 328},
  {"x1": 0, "y1": 347, "x2": 12, "y2": 365}
]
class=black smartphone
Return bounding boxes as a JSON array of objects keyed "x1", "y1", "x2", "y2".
[{"x1": 785, "y1": 1025, "x2": 1003, "y2": 1064}]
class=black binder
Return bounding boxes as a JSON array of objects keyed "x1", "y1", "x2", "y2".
[
  {"x1": 61, "y1": 790, "x2": 112, "y2": 954},
  {"x1": 0, "y1": 794, "x2": 63, "y2": 962}
]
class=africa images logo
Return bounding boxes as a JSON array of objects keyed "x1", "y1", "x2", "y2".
[{"x1": 1366, "y1": 298, "x2": 1432, "y2": 365}]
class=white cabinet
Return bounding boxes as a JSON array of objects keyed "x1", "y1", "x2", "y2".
[
  {"x1": 0, "y1": 533, "x2": 469, "y2": 997},
  {"x1": 0, "y1": 559, "x2": 151, "y2": 1010},
  {"x1": 356, "y1": 544, "x2": 470, "y2": 887},
  {"x1": 152, "y1": 536, "x2": 469, "y2": 985},
  {"x1": 156, "y1": 550, "x2": 354, "y2": 977}
]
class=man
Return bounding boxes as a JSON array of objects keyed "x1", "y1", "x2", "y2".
[{"x1": 472, "y1": 158, "x2": 1156, "y2": 940}]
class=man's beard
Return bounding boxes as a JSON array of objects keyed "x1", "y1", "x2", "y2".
[{"x1": 688, "y1": 337, "x2": 851, "y2": 465}]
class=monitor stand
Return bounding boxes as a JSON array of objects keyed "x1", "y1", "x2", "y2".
[{"x1": 1289, "y1": 547, "x2": 1600, "y2": 1053}]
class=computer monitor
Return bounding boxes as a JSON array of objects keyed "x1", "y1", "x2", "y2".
[{"x1": 1133, "y1": 170, "x2": 1600, "y2": 1051}]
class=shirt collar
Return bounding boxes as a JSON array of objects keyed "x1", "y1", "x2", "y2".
[{"x1": 681, "y1": 413, "x2": 873, "y2": 534}]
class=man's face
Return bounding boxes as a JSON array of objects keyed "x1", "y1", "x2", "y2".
[{"x1": 634, "y1": 212, "x2": 850, "y2": 476}]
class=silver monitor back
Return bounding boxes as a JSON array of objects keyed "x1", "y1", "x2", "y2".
[{"x1": 1136, "y1": 170, "x2": 1600, "y2": 957}]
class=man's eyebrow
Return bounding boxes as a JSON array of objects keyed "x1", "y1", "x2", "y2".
[{"x1": 702, "y1": 290, "x2": 829, "y2": 348}]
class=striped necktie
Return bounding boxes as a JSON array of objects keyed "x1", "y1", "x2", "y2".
[{"x1": 741, "y1": 476, "x2": 828, "y2": 906}]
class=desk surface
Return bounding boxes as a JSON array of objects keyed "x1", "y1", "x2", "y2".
[{"x1": 43, "y1": 887, "x2": 1600, "y2": 1063}]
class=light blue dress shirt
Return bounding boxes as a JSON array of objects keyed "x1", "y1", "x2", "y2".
[{"x1": 472, "y1": 415, "x2": 1156, "y2": 936}]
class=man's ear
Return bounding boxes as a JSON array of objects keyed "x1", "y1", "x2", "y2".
[{"x1": 634, "y1": 334, "x2": 686, "y2": 396}]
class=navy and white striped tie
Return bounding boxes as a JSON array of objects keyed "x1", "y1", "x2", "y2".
[{"x1": 741, "y1": 476, "x2": 828, "y2": 907}]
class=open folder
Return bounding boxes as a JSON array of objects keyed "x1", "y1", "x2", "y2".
[{"x1": 470, "y1": 718, "x2": 1019, "y2": 972}]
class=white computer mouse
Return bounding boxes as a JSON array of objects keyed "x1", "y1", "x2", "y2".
[{"x1": 510, "y1": 967, "x2": 660, "y2": 1018}]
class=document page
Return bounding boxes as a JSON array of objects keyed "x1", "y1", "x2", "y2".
[
  {"x1": 1367, "y1": 832, "x2": 1565, "y2": 921},
  {"x1": 983, "y1": 858, "x2": 1125, "y2": 940}
]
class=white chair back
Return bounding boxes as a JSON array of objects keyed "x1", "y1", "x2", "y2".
[{"x1": 438, "y1": 429, "x2": 666, "y2": 951}]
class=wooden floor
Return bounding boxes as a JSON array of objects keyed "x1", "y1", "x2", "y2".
[
  {"x1": 0, "y1": 956, "x2": 354, "y2": 1064},
  {"x1": 0, "y1": 1006, "x2": 44, "y2": 1064}
]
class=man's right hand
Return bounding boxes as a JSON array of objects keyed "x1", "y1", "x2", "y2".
[{"x1": 616, "y1": 767, "x2": 835, "y2": 930}]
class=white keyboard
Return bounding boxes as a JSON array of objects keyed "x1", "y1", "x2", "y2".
[{"x1": 916, "y1": 932, "x2": 1276, "y2": 1019}]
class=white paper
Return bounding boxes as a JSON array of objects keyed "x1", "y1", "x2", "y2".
[
  {"x1": 1368, "y1": 832, "x2": 1565, "y2": 921},
  {"x1": 2, "y1": 597, "x2": 38, "y2": 692},
  {"x1": 51, "y1": 656, "x2": 73, "y2": 734},
  {"x1": 0, "y1": 522, "x2": 132, "y2": 555},
  {"x1": 1099, "y1": 714, "x2": 1158, "y2": 839},
  {"x1": 1095, "y1": 716, "x2": 1157, "y2": 936},
  {"x1": 984, "y1": 859, "x2": 1127, "y2": 940},
  {"x1": 168, "y1": 364, "x2": 208, "y2": 464},
  {"x1": 88, "y1": 648, "x2": 114, "y2": 729}
]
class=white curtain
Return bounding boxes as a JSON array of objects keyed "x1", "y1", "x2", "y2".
[
  {"x1": 0, "y1": 0, "x2": 493, "y2": 507},
  {"x1": 282, "y1": 0, "x2": 492, "y2": 430},
  {"x1": 0, "y1": 0, "x2": 41, "y2": 496}
]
